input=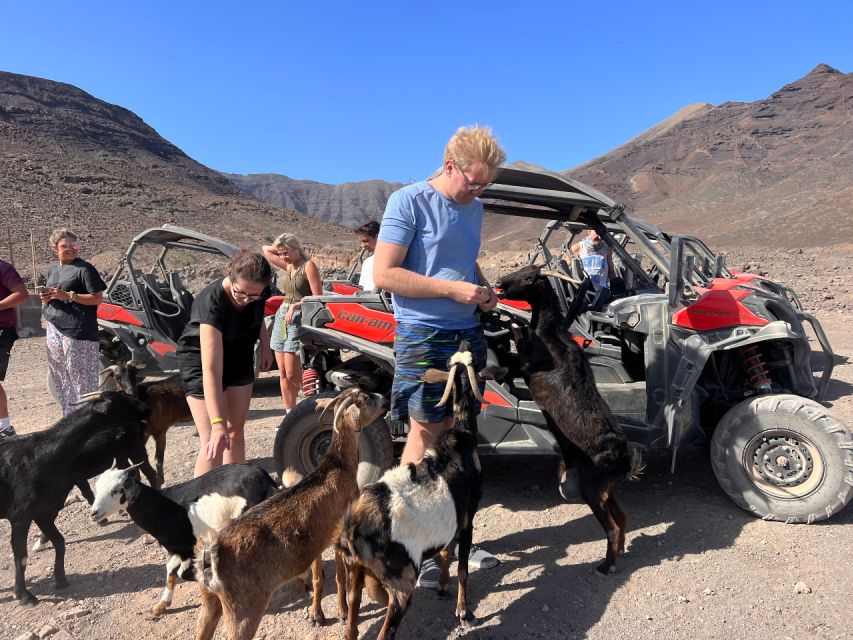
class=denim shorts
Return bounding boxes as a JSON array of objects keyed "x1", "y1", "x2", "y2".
[
  {"x1": 390, "y1": 322, "x2": 486, "y2": 424},
  {"x1": 270, "y1": 303, "x2": 302, "y2": 354}
]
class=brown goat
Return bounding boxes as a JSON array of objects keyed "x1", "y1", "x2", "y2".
[
  {"x1": 100, "y1": 362, "x2": 192, "y2": 487},
  {"x1": 194, "y1": 388, "x2": 388, "y2": 640}
]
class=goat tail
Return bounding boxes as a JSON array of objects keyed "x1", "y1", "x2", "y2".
[
  {"x1": 280, "y1": 467, "x2": 304, "y2": 489},
  {"x1": 625, "y1": 447, "x2": 645, "y2": 482},
  {"x1": 194, "y1": 535, "x2": 222, "y2": 593}
]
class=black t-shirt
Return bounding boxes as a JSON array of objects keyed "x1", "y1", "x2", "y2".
[
  {"x1": 176, "y1": 278, "x2": 270, "y2": 375},
  {"x1": 42, "y1": 258, "x2": 107, "y2": 341}
]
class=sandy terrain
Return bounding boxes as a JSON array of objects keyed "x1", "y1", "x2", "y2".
[{"x1": 1, "y1": 310, "x2": 851, "y2": 640}]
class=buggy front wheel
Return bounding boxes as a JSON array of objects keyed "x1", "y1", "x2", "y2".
[
  {"x1": 273, "y1": 392, "x2": 394, "y2": 488},
  {"x1": 711, "y1": 394, "x2": 853, "y2": 523}
]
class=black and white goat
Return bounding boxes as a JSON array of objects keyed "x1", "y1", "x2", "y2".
[
  {"x1": 496, "y1": 264, "x2": 643, "y2": 574},
  {"x1": 90, "y1": 462, "x2": 280, "y2": 617},
  {"x1": 99, "y1": 361, "x2": 192, "y2": 487},
  {"x1": 0, "y1": 392, "x2": 151, "y2": 606},
  {"x1": 338, "y1": 342, "x2": 503, "y2": 640}
]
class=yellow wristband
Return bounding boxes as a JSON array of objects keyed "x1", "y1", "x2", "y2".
[{"x1": 210, "y1": 417, "x2": 225, "y2": 425}]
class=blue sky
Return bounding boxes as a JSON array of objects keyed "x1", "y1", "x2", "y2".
[{"x1": 1, "y1": 1, "x2": 851, "y2": 184}]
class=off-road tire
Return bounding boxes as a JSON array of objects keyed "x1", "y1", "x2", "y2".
[
  {"x1": 273, "y1": 392, "x2": 394, "y2": 488},
  {"x1": 711, "y1": 394, "x2": 853, "y2": 523}
]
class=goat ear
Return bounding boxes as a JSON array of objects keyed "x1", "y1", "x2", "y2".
[
  {"x1": 315, "y1": 398, "x2": 334, "y2": 412},
  {"x1": 421, "y1": 368, "x2": 449, "y2": 384},
  {"x1": 478, "y1": 366, "x2": 508, "y2": 382}
]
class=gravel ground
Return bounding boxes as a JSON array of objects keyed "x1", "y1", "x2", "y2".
[{"x1": 1, "y1": 311, "x2": 851, "y2": 640}]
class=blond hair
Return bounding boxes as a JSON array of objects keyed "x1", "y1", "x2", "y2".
[
  {"x1": 49, "y1": 228, "x2": 78, "y2": 247},
  {"x1": 443, "y1": 125, "x2": 506, "y2": 174},
  {"x1": 273, "y1": 232, "x2": 309, "y2": 264}
]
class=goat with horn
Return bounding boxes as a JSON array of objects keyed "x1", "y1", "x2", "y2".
[{"x1": 338, "y1": 341, "x2": 506, "y2": 639}]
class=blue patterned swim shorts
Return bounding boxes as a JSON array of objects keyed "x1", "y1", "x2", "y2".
[{"x1": 390, "y1": 321, "x2": 486, "y2": 424}]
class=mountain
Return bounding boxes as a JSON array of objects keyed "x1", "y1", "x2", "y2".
[
  {"x1": 226, "y1": 173, "x2": 403, "y2": 228},
  {"x1": 565, "y1": 64, "x2": 853, "y2": 248},
  {"x1": 0, "y1": 70, "x2": 348, "y2": 279},
  {"x1": 229, "y1": 65, "x2": 852, "y2": 251}
]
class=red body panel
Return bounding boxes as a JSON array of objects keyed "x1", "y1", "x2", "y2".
[
  {"x1": 331, "y1": 282, "x2": 360, "y2": 295},
  {"x1": 265, "y1": 296, "x2": 286, "y2": 315},
  {"x1": 672, "y1": 289, "x2": 769, "y2": 331},
  {"x1": 149, "y1": 341, "x2": 176, "y2": 356},
  {"x1": 97, "y1": 303, "x2": 143, "y2": 327},
  {"x1": 324, "y1": 302, "x2": 396, "y2": 343},
  {"x1": 481, "y1": 389, "x2": 512, "y2": 412},
  {"x1": 499, "y1": 299, "x2": 532, "y2": 311}
]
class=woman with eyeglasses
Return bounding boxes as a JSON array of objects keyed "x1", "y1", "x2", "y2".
[
  {"x1": 261, "y1": 233, "x2": 322, "y2": 416},
  {"x1": 41, "y1": 228, "x2": 107, "y2": 416},
  {"x1": 176, "y1": 249, "x2": 273, "y2": 475}
]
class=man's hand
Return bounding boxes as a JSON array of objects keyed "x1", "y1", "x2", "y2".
[
  {"x1": 450, "y1": 281, "x2": 494, "y2": 305},
  {"x1": 478, "y1": 288, "x2": 498, "y2": 311}
]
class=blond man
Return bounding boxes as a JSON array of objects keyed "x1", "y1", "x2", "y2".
[{"x1": 373, "y1": 125, "x2": 506, "y2": 587}]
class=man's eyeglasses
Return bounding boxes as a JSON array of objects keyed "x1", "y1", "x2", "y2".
[
  {"x1": 455, "y1": 162, "x2": 492, "y2": 193},
  {"x1": 231, "y1": 283, "x2": 264, "y2": 300}
]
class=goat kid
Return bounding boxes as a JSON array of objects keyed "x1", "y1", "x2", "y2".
[
  {"x1": 100, "y1": 361, "x2": 192, "y2": 487},
  {"x1": 91, "y1": 461, "x2": 280, "y2": 617},
  {"x1": 0, "y1": 392, "x2": 151, "y2": 606},
  {"x1": 338, "y1": 342, "x2": 505, "y2": 640},
  {"x1": 194, "y1": 388, "x2": 387, "y2": 640},
  {"x1": 496, "y1": 264, "x2": 643, "y2": 574}
]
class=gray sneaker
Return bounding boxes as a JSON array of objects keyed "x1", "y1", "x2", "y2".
[
  {"x1": 0, "y1": 426, "x2": 17, "y2": 440},
  {"x1": 453, "y1": 543, "x2": 500, "y2": 570},
  {"x1": 416, "y1": 558, "x2": 441, "y2": 589}
]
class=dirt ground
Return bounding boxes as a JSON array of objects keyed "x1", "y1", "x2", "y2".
[{"x1": 2, "y1": 311, "x2": 852, "y2": 640}]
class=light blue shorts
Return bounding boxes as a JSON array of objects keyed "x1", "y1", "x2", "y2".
[{"x1": 270, "y1": 303, "x2": 302, "y2": 354}]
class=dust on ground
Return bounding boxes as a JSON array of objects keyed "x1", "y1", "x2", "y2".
[{"x1": 1, "y1": 312, "x2": 852, "y2": 640}]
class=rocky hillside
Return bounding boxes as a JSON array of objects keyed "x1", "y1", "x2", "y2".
[
  {"x1": 226, "y1": 173, "x2": 403, "y2": 229},
  {"x1": 0, "y1": 71, "x2": 350, "y2": 281},
  {"x1": 567, "y1": 64, "x2": 853, "y2": 247},
  {"x1": 228, "y1": 65, "x2": 852, "y2": 251}
]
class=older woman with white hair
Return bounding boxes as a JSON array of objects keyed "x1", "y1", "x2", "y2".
[{"x1": 262, "y1": 233, "x2": 322, "y2": 415}]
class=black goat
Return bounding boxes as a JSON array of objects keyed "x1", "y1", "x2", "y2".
[
  {"x1": 338, "y1": 342, "x2": 504, "y2": 640},
  {"x1": 90, "y1": 462, "x2": 281, "y2": 617},
  {"x1": 496, "y1": 264, "x2": 642, "y2": 574},
  {"x1": 0, "y1": 392, "x2": 151, "y2": 606},
  {"x1": 100, "y1": 361, "x2": 192, "y2": 487}
]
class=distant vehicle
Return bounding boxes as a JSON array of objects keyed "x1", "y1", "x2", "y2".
[{"x1": 275, "y1": 165, "x2": 850, "y2": 523}]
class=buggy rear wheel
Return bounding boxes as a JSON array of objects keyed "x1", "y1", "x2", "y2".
[
  {"x1": 273, "y1": 392, "x2": 394, "y2": 488},
  {"x1": 711, "y1": 394, "x2": 853, "y2": 523}
]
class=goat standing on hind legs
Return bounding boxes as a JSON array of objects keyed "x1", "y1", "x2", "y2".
[
  {"x1": 496, "y1": 264, "x2": 643, "y2": 575},
  {"x1": 338, "y1": 342, "x2": 505, "y2": 640},
  {"x1": 193, "y1": 388, "x2": 387, "y2": 640}
]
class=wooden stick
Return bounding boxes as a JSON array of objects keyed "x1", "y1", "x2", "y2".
[{"x1": 30, "y1": 229, "x2": 38, "y2": 291}]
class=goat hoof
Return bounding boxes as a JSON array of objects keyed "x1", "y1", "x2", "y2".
[
  {"x1": 436, "y1": 588, "x2": 450, "y2": 599},
  {"x1": 18, "y1": 591, "x2": 39, "y2": 607},
  {"x1": 458, "y1": 612, "x2": 477, "y2": 628},
  {"x1": 595, "y1": 563, "x2": 616, "y2": 576},
  {"x1": 55, "y1": 576, "x2": 70, "y2": 590},
  {"x1": 149, "y1": 603, "x2": 168, "y2": 618}
]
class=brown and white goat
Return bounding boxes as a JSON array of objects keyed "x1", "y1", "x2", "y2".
[
  {"x1": 338, "y1": 342, "x2": 504, "y2": 640},
  {"x1": 194, "y1": 388, "x2": 387, "y2": 640},
  {"x1": 100, "y1": 361, "x2": 191, "y2": 487},
  {"x1": 496, "y1": 264, "x2": 643, "y2": 574}
]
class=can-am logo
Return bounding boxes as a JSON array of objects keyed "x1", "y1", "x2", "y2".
[{"x1": 336, "y1": 310, "x2": 394, "y2": 331}]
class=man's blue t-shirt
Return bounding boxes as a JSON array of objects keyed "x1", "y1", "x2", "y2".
[{"x1": 378, "y1": 181, "x2": 482, "y2": 329}]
